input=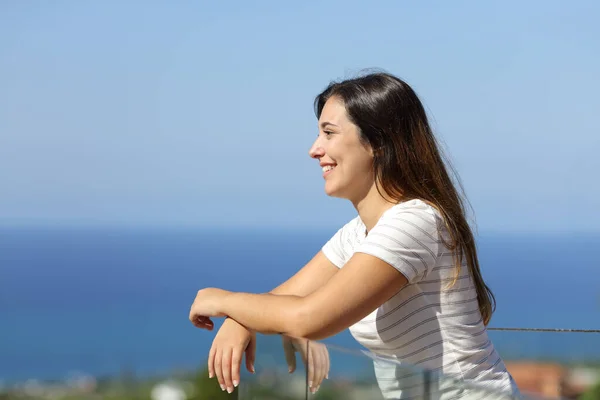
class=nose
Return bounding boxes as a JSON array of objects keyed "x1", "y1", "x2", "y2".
[{"x1": 308, "y1": 137, "x2": 325, "y2": 159}]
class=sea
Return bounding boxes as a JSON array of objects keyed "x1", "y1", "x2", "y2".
[{"x1": 1, "y1": 227, "x2": 599, "y2": 384}]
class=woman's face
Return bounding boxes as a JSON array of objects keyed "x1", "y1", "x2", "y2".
[{"x1": 309, "y1": 96, "x2": 375, "y2": 202}]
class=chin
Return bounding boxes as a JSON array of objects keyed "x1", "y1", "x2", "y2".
[
  {"x1": 324, "y1": 183, "x2": 348, "y2": 199},
  {"x1": 324, "y1": 184, "x2": 338, "y2": 197}
]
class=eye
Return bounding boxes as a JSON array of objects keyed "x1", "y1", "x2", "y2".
[{"x1": 324, "y1": 130, "x2": 334, "y2": 137}]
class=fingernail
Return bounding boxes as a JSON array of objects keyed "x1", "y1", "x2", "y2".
[
  {"x1": 309, "y1": 381, "x2": 313, "y2": 388},
  {"x1": 209, "y1": 372, "x2": 213, "y2": 378},
  {"x1": 227, "y1": 387, "x2": 233, "y2": 393},
  {"x1": 288, "y1": 367, "x2": 293, "y2": 373},
  {"x1": 233, "y1": 380, "x2": 239, "y2": 387},
  {"x1": 220, "y1": 384, "x2": 226, "y2": 391}
]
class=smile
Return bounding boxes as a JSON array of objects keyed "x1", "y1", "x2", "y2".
[{"x1": 322, "y1": 164, "x2": 336, "y2": 178}]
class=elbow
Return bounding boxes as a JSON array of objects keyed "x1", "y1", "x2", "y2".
[{"x1": 284, "y1": 300, "x2": 327, "y2": 341}]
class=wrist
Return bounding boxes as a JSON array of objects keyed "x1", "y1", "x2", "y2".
[
  {"x1": 223, "y1": 313, "x2": 256, "y2": 335},
  {"x1": 219, "y1": 289, "x2": 236, "y2": 317}
]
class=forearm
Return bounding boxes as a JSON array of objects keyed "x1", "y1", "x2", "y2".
[
  {"x1": 268, "y1": 251, "x2": 338, "y2": 297},
  {"x1": 221, "y1": 292, "x2": 306, "y2": 336},
  {"x1": 221, "y1": 291, "x2": 342, "y2": 340},
  {"x1": 220, "y1": 287, "x2": 303, "y2": 336},
  {"x1": 268, "y1": 284, "x2": 291, "y2": 295},
  {"x1": 269, "y1": 284, "x2": 304, "y2": 296}
]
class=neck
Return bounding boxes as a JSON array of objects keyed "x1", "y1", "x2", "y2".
[{"x1": 352, "y1": 184, "x2": 397, "y2": 233}]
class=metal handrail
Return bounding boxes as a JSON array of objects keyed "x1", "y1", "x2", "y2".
[{"x1": 488, "y1": 327, "x2": 600, "y2": 333}]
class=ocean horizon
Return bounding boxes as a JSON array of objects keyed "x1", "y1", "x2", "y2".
[{"x1": 1, "y1": 226, "x2": 599, "y2": 384}]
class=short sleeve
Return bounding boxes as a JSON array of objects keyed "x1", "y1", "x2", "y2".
[
  {"x1": 321, "y1": 217, "x2": 359, "y2": 268},
  {"x1": 354, "y1": 204, "x2": 439, "y2": 283}
]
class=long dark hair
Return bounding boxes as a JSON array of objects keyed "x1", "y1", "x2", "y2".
[{"x1": 314, "y1": 71, "x2": 496, "y2": 325}]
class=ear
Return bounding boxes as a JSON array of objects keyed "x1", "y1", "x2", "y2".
[
  {"x1": 373, "y1": 147, "x2": 384, "y2": 157},
  {"x1": 364, "y1": 142, "x2": 382, "y2": 157}
]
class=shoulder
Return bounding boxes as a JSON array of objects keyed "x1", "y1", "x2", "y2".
[
  {"x1": 321, "y1": 215, "x2": 363, "y2": 268},
  {"x1": 356, "y1": 199, "x2": 443, "y2": 283},
  {"x1": 330, "y1": 214, "x2": 364, "y2": 241},
  {"x1": 376, "y1": 199, "x2": 442, "y2": 237},
  {"x1": 342, "y1": 215, "x2": 364, "y2": 236}
]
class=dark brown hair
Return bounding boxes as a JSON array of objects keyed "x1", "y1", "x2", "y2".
[{"x1": 314, "y1": 71, "x2": 496, "y2": 325}]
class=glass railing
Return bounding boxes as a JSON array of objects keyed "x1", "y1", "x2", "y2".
[
  {"x1": 237, "y1": 334, "x2": 526, "y2": 400},
  {"x1": 1, "y1": 330, "x2": 598, "y2": 399}
]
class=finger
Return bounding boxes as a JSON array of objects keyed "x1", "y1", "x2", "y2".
[
  {"x1": 298, "y1": 340, "x2": 309, "y2": 366},
  {"x1": 192, "y1": 316, "x2": 214, "y2": 330},
  {"x1": 314, "y1": 346, "x2": 328, "y2": 390},
  {"x1": 208, "y1": 345, "x2": 217, "y2": 379},
  {"x1": 195, "y1": 322, "x2": 214, "y2": 330},
  {"x1": 231, "y1": 346, "x2": 243, "y2": 389},
  {"x1": 307, "y1": 342, "x2": 316, "y2": 392},
  {"x1": 189, "y1": 310, "x2": 207, "y2": 324},
  {"x1": 198, "y1": 316, "x2": 215, "y2": 329},
  {"x1": 222, "y1": 347, "x2": 234, "y2": 393},
  {"x1": 214, "y1": 348, "x2": 226, "y2": 392},
  {"x1": 315, "y1": 345, "x2": 327, "y2": 390},
  {"x1": 283, "y1": 338, "x2": 296, "y2": 373},
  {"x1": 310, "y1": 347, "x2": 322, "y2": 392},
  {"x1": 245, "y1": 336, "x2": 256, "y2": 374}
]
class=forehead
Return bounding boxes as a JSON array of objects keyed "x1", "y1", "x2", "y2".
[{"x1": 318, "y1": 96, "x2": 349, "y2": 125}]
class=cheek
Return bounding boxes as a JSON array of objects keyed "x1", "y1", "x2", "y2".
[
  {"x1": 353, "y1": 151, "x2": 375, "y2": 173},
  {"x1": 339, "y1": 158, "x2": 373, "y2": 185}
]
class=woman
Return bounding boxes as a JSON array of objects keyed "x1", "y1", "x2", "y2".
[{"x1": 189, "y1": 71, "x2": 521, "y2": 399}]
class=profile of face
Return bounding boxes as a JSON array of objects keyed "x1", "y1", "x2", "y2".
[{"x1": 309, "y1": 96, "x2": 376, "y2": 203}]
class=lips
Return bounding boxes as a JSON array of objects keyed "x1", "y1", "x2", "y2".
[{"x1": 321, "y1": 163, "x2": 336, "y2": 178}]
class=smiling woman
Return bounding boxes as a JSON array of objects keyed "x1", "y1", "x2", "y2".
[{"x1": 189, "y1": 71, "x2": 521, "y2": 399}]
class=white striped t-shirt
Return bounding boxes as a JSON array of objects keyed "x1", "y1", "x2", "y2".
[{"x1": 322, "y1": 199, "x2": 520, "y2": 399}]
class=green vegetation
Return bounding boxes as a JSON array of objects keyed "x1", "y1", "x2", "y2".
[
  {"x1": 189, "y1": 368, "x2": 238, "y2": 400},
  {"x1": 580, "y1": 380, "x2": 600, "y2": 400},
  {"x1": 0, "y1": 365, "x2": 353, "y2": 400},
  {"x1": 5, "y1": 360, "x2": 599, "y2": 399}
]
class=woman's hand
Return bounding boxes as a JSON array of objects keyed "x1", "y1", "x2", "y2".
[
  {"x1": 208, "y1": 318, "x2": 256, "y2": 394},
  {"x1": 283, "y1": 336, "x2": 330, "y2": 393},
  {"x1": 189, "y1": 288, "x2": 230, "y2": 330}
]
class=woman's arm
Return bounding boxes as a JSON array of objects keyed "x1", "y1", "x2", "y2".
[
  {"x1": 268, "y1": 250, "x2": 339, "y2": 297},
  {"x1": 191, "y1": 252, "x2": 408, "y2": 340}
]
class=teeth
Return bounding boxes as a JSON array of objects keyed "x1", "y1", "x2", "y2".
[{"x1": 322, "y1": 165, "x2": 335, "y2": 172}]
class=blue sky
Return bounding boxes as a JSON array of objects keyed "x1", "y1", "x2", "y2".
[{"x1": 1, "y1": 1, "x2": 598, "y2": 232}]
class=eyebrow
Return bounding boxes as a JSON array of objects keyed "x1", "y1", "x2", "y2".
[{"x1": 320, "y1": 121, "x2": 339, "y2": 129}]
